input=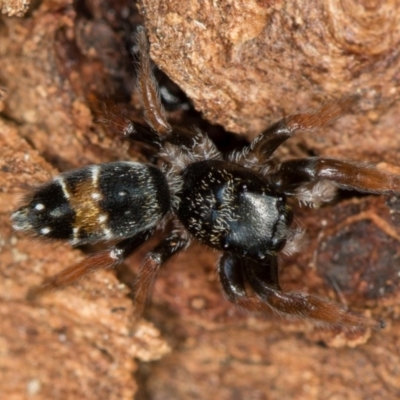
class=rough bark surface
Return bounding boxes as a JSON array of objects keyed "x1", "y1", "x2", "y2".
[{"x1": 1, "y1": 0, "x2": 400, "y2": 399}]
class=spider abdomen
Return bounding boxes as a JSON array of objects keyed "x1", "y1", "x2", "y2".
[
  {"x1": 177, "y1": 160, "x2": 292, "y2": 258},
  {"x1": 12, "y1": 162, "x2": 170, "y2": 245}
]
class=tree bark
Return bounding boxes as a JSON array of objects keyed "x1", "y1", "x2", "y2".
[{"x1": 1, "y1": 0, "x2": 400, "y2": 399}]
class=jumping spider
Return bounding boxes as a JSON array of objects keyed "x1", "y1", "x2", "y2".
[{"x1": 12, "y1": 27, "x2": 399, "y2": 331}]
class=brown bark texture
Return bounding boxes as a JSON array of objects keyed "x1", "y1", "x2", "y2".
[{"x1": 1, "y1": 0, "x2": 400, "y2": 399}]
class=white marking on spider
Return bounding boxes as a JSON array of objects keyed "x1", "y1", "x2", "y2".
[
  {"x1": 56, "y1": 177, "x2": 70, "y2": 199},
  {"x1": 34, "y1": 203, "x2": 45, "y2": 211},
  {"x1": 40, "y1": 227, "x2": 51, "y2": 235},
  {"x1": 109, "y1": 248, "x2": 123, "y2": 260},
  {"x1": 91, "y1": 192, "x2": 101, "y2": 200},
  {"x1": 91, "y1": 165, "x2": 100, "y2": 186},
  {"x1": 103, "y1": 228, "x2": 113, "y2": 239},
  {"x1": 72, "y1": 227, "x2": 79, "y2": 241},
  {"x1": 98, "y1": 214, "x2": 107, "y2": 223}
]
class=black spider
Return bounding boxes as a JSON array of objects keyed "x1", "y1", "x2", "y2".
[{"x1": 12, "y1": 27, "x2": 398, "y2": 331}]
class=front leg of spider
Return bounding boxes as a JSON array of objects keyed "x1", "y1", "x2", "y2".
[
  {"x1": 243, "y1": 256, "x2": 382, "y2": 329},
  {"x1": 218, "y1": 252, "x2": 279, "y2": 312},
  {"x1": 269, "y1": 157, "x2": 400, "y2": 195},
  {"x1": 233, "y1": 100, "x2": 354, "y2": 168},
  {"x1": 219, "y1": 253, "x2": 380, "y2": 329}
]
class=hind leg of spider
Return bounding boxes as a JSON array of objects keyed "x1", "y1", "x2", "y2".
[
  {"x1": 232, "y1": 98, "x2": 355, "y2": 167},
  {"x1": 132, "y1": 231, "x2": 189, "y2": 319},
  {"x1": 243, "y1": 255, "x2": 383, "y2": 331},
  {"x1": 218, "y1": 253, "x2": 280, "y2": 313},
  {"x1": 26, "y1": 229, "x2": 154, "y2": 302}
]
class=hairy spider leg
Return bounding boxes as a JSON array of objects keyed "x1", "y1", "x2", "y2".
[
  {"x1": 136, "y1": 26, "x2": 214, "y2": 152},
  {"x1": 90, "y1": 26, "x2": 172, "y2": 150},
  {"x1": 269, "y1": 157, "x2": 400, "y2": 194},
  {"x1": 104, "y1": 105, "x2": 164, "y2": 149},
  {"x1": 218, "y1": 253, "x2": 280, "y2": 313},
  {"x1": 132, "y1": 232, "x2": 189, "y2": 318},
  {"x1": 227, "y1": 255, "x2": 382, "y2": 331},
  {"x1": 100, "y1": 101, "x2": 208, "y2": 152},
  {"x1": 220, "y1": 253, "x2": 382, "y2": 330},
  {"x1": 98, "y1": 27, "x2": 212, "y2": 154},
  {"x1": 27, "y1": 229, "x2": 154, "y2": 301},
  {"x1": 86, "y1": 91, "x2": 163, "y2": 150},
  {"x1": 136, "y1": 26, "x2": 171, "y2": 135},
  {"x1": 232, "y1": 98, "x2": 355, "y2": 167}
]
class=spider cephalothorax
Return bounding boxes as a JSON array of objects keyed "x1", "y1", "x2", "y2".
[{"x1": 12, "y1": 27, "x2": 400, "y2": 331}]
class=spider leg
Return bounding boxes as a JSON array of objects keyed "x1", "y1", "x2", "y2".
[
  {"x1": 136, "y1": 26, "x2": 221, "y2": 161},
  {"x1": 231, "y1": 99, "x2": 353, "y2": 166},
  {"x1": 92, "y1": 27, "x2": 207, "y2": 153},
  {"x1": 136, "y1": 26, "x2": 171, "y2": 135},
  {"x1": 86, "y1": 89, "x2": 164, "y2": 150},
  {"x1": 99, "y1": 103, "x2": 164, "y2": 149},
  {"x1": 218, "y1": 253, "x2": 280, "y2": 312},
  {"x1": 243, "y1": 255, "x2": 382, "y2": 330},
  {"x1": 96, "y1": 88, "x2": 198, "y2": 151},
  {"x1": 26, "y1": 229, "x2": 154, "y2": 301},
  {"x1": 132, "y1": 231, "x2": 189, "y2": 319},
  {"x1": 269, "y1": 157, "x2": 400, "y2": 195},
  {"x1": 113, "y1": 27, "x2": 220, "y2": 160},
  {"x1": 90, "y1": 26, "x2": 169, "y2": 149}
]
